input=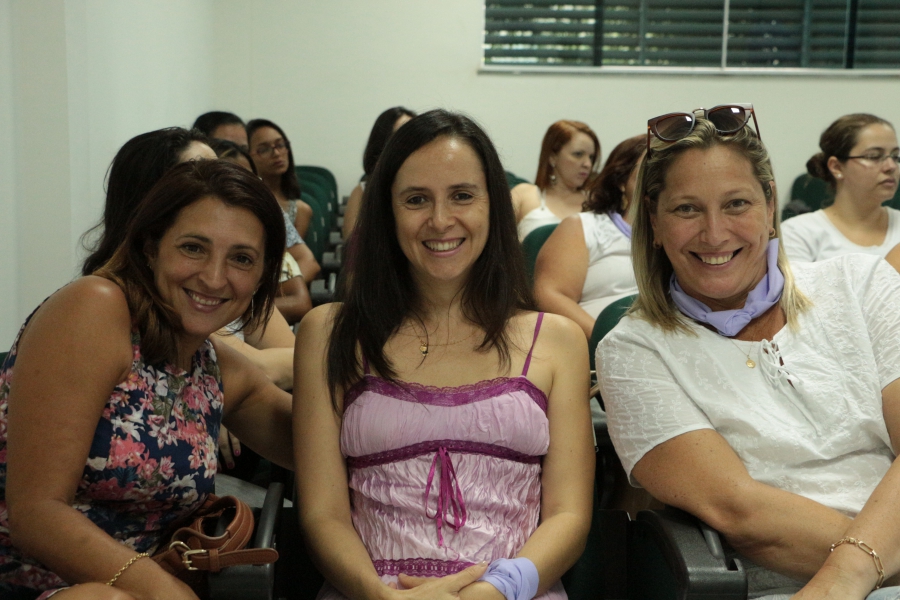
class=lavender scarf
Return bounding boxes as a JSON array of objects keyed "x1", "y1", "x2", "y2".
[
  {"x1": 669, "y1": 239, "x2": 784, "y2": 337},
  {"x1": 608, "y1": 211, "x2": 632, "y2": 239}
]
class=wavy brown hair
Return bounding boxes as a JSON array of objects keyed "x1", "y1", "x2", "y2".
[
  {"x1": 95, "y1": 160, "x2": 286, "y2": 366},
  {"x1": 584, "y1": 134, "x2": 644, "y2": 215}
]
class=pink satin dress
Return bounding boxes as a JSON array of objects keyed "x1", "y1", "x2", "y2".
[{"x1": 316, "y1": 313, "x2": 566, "y2": 599}]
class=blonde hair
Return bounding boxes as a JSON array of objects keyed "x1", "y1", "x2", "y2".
[{"x1": 630, "y1": 119, "x2": 811, "y2": 334}]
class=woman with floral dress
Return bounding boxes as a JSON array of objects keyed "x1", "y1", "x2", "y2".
[{"x1": 0, "y1": 160, "x2": 293, "y2": 600}]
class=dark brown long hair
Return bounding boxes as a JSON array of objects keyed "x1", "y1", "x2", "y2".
[
  {"x1": 82, "y1": 127, "x2": 210, "y2": 276},
  {"x1": 95, "y1": 160, "x2": 286, "y2": 366},
  {"x1": 327, "y1": 109, "x2": 534, "y2": 409},
  {"x1": 246, "y1": 118, "x2": 302, "y2": 198},
  {"x1": 584, "y1": 134, "x2": 644, "y2": 215}
]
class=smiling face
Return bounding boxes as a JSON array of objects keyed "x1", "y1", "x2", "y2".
[
  {"x1": 391, "y1": 136, "x2": 490, "y2": 292},
  {"x1": 831, "y1": 123, "x2": 900, "y2": 205},
  {"x1": 149, "y1": 196, "x2": 265, "y2": 352},
  {"x1": 249, "y1": 126, "x2": 290, "y2": 179},
  {"x1": 650, "y1": 145, "x2": 774, "y2": 312},
  {"x1": 551, "y1": 131, "x2": 597, "y2": 190}
]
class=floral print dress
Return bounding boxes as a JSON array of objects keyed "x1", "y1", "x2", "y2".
[{"x1": 0, "y1": 314, "x2": 223, "y2": 594}]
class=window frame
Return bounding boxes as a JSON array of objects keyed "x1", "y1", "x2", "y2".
[{"x1": 481, "y1": 0, "x2": 900, "y2": 77}]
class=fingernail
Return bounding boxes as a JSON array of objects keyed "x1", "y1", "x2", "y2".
[{"x1": 235, "y1": 449, "x2": 241, "y2": 456}]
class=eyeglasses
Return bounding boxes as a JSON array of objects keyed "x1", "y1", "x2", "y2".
[
  {"x1": 844, "y1": 152, "x2": 900, "y2": 166},
  {"x1": 646, "y1": 104, "x2": 761, "y2": 156},
  {"x1": 253, "y1": 140, "x2": 289, "y2": 157}
]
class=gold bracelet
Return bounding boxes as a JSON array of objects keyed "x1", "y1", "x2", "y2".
[
  {"x1": 830, "y1": 537, "x2": 885, "y2": 589},
  {"x1": 106, "y1": 552, "x2": 150, "y2": 587}
]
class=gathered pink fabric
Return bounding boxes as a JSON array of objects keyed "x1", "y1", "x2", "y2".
[{"x1": 317, "y1": 316, "x2": 567, "y2": 599}]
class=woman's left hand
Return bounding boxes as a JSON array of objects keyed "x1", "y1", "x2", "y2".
[{"x1": 396, "y1": 568, "x2": 504, "y2": 600}]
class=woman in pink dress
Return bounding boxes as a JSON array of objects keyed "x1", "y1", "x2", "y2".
[{"x1": 294, "y1": 110, "x2": 594, "y2": 600}]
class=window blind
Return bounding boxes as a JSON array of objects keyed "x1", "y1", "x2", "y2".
[{"x1": 483, "y1": 0, "x2": 900, "y2": 69}]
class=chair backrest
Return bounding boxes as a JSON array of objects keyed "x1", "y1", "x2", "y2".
[
  {"x1": 301, "y1": 192, "x2": 327, "y2": 262},
  {"x1": 589, "y1": 294, "x2": 637, "y2": 372},
  {"x1": 505, "y1": 170, "x2": 530, "y2": 189},
  {"x1": 782, "y1": 172, "x2": 900, "y2": 222},
  {"x1": 296, "y1": 166, "x2": 338, "y2": 202},
  {"x1": 521, "y1": 223, "x2": 557, "y2": 284}
]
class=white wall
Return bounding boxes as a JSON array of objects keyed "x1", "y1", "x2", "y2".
[
  {"x1": 0, "y1": 0, "x2": 17, "y2": 347},
  {"x1": 0, "y1": 0, "x2": 216, "y2": 349},
  {"x1": 3, "y1": 0, "x2": 900, "y2": 349},
  {"x1": 213, "y1": 0, "x2": 900, "y2": 207}
]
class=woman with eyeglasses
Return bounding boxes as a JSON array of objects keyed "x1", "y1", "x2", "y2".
[
  {"x1": 513, "y1": 120, "x2": 601, "y2": 241},
  {"x1": 246, "y1": 119, "x2": 321, "y2": 283},
  {"x1": 781, "y1": 114, "x2": 900, "y2": 262},
  {"x1": 597, "y1": 105, "x2": 900, "y2": 600}
]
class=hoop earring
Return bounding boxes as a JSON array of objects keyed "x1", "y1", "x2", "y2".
[
  {"x1": 769, "y1": 227, "x2": 776, "y2": 239},
  {"x1": 250, "y1": 296, "x2": 255, "y2": 315}
]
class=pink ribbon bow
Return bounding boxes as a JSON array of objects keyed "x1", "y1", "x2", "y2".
[{"x1": 424, "y1": 446, "x2": 467, "y2": 547}]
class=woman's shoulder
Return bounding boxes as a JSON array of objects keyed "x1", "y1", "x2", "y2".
[
  {"x1": 514, "y1": 310, "x2": 585, "y2": 352},
  {"x1": 780, "y1": 209, "x2": 829, "y2": 233},
  {"x1": 511, "y1": 183, "x2": 540, "y2": 209},
  {"x1": 296, "y1": 302, "x2": 341, "y2": 342},
  {"x1": 41, "y1": 276, "x2": 130, "y2": 325}
]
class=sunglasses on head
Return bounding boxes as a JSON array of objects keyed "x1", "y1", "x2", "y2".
[{"x1": 646, "y1": 104, "x2": 761, "y2": 156}]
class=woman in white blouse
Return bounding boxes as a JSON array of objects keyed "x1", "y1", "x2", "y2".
[
  {"x1": 597, "y1": 105, "x2": 900, "y2": 600},
  {"x1": 533, "y1": 135, "x2": 642, "y2": 339},
  {"x1": 781, "y1": 113, "x2": 900, "y2": 262}
]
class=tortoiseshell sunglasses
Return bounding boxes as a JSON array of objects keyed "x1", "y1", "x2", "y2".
[{"x1": 646, "y1": 103, "x2": 761, "y2": 156}]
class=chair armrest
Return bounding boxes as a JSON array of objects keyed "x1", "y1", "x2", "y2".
[
  {"x1": 208, "y1": 482, "x2": 284, "y2": 599},
  {"x1": 310, "y1": 273, "x2": 337, "y2": 306},
  {"x1": 629, "y1": 507, "x2": 747, "y2": 600}
]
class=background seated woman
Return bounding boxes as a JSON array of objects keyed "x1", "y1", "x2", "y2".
[
  {"x1": 534, "y1": 134, "x2": 643, "y2": 340},
  {"x1": 597, "y1": 106, "x2": 900, "y2": 600},
  {"x1": 0, "y1": 161, "x2": 293, "y2": 600},
  {"x1": 294, "y1": 109, "x2": 594, "y2": 600},
  {"x1": 781, "y1": 113, "x2": 900, "y2": 262},
  {"x1": 512, "y1": 120, "x2": 601, "y2": 241},
  {"x1": 342, "y1": 106, "x2": 416, "y2": 240}
]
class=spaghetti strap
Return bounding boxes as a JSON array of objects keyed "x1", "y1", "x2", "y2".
[{"x1": 521, "y1": 312, "x2": 544, "y2": 377}]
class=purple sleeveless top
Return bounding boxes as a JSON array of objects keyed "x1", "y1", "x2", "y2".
[{"x1": 318, "y1": 313, "x2": 567, "y2": 599}]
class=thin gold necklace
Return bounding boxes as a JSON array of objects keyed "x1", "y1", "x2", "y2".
[
  {"x1": 730, "y1": 339, "x2": 756, "y2": 369},
  {"x1": 417, "y1": 329, "x2": 478, "y2": 357}
]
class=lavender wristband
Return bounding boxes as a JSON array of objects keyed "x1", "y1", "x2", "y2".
[{"x1": 478, "y1": 557, "x2": 539, "y2": 600}]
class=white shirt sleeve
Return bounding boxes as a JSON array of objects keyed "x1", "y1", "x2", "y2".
[
  {"x1": 853, "y1": 256, "x2": 900, "y2": 389},
  {"x1": 596, "y1": 321, "x2": 715, "y2": 484}
]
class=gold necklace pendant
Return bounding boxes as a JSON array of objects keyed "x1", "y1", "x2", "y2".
[{"x1": 730, "y1": 339, "x2": 756, "y2": 368}]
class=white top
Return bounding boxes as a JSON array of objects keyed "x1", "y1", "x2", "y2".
[
  {"x1": 597, "y1": 255, "x2": 900, "y2": 516},
  {"x1": 578, "y1": 212, "x2": 638, "y2": 319},
  {"x1": 780, "y1": 207, "x2": 900, "y2": 262},
  {"x1": 517, "y1": 190, "x2": 560, "y2": 242}
]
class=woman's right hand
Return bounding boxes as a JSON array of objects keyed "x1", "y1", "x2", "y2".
[{"x1": 392, "y1": 562, "x2": 490, "y2": 599}]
